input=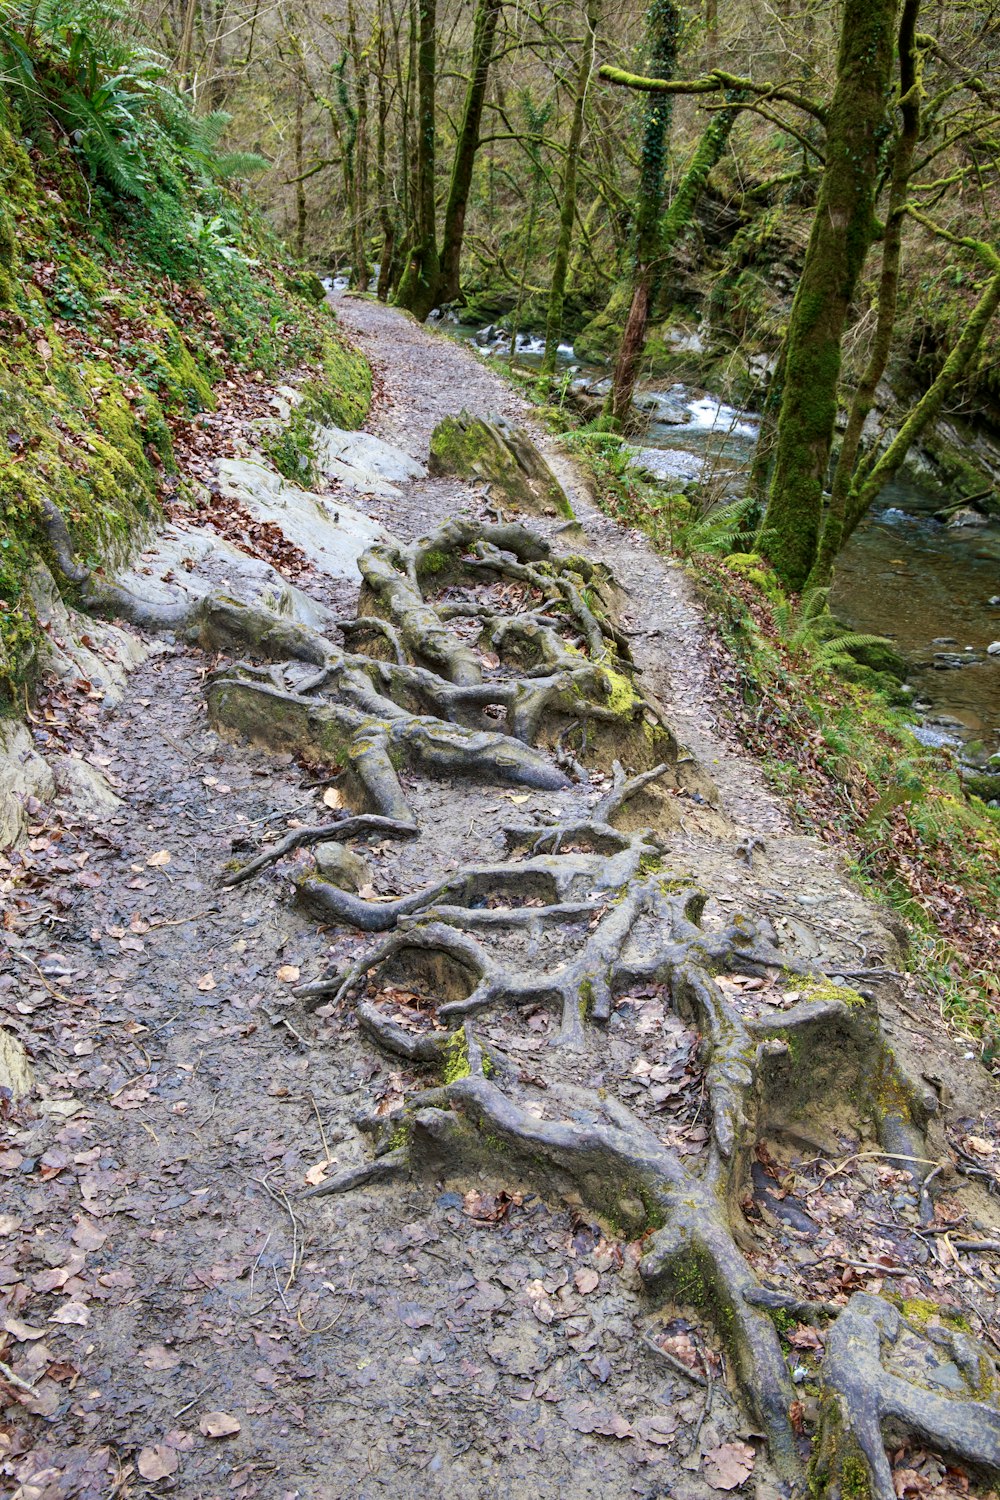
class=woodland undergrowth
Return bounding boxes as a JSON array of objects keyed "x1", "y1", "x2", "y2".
[{"x1": 0, "y1": 0, "x2": 370, "y2": 705}]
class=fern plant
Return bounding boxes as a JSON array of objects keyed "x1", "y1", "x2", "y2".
[
  {"x1": 676, "y1": 496, "x2": 756, "y2": 557},
  {"x1": 1, "y1": 0, "x2": 267, "y2": 211}
]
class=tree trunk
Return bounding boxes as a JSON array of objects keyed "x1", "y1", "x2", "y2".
[
  {"x1": 607, "y1": 89, "x2": 740, "y2": 428},
  {"x1": 294, "y1": 76, "x2": 307, "y2": 261},
  {"x1": 347, "y1": 0, "x2": 371, "y2": 291},
  {"x1": 375, "y1": 19, "x2": 396, "y2": 301},
  {"x1": 811, "y1": 0, "x2": 921, "y2": 583},
  {"x1": 758, "y1": 0, "x2": 901, "y2": 590},
  {"x1": 394, "y1": 0, "x2": 440, "y2": 319},
  {"x1": 839, "y1": 255, "x2": 1000, "y2": 549},
  {"x1": 540, "y1": 0, "x2": 599, "y2": 379},
  {"x1": 436, "y1": 0, "x2": 503, "y2": 305},
  {"x1": 604, "y1": 0, "x2": 680, "y2": 427}
]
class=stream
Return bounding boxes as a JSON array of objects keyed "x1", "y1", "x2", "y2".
[{"x1": 440, "y1": 319, "x2": 1000, "y2": 762}]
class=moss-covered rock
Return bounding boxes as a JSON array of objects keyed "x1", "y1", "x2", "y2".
[{"x1": 429, "y1": 410, "x2": 574, "y2": 519}]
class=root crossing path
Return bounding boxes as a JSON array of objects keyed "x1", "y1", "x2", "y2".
[{"x1": 3, "y1": 297, "x2": 1000, "y2": 1500}]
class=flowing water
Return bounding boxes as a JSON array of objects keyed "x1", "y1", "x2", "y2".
[{"x1": 441, "y1": 322, "x2": 1000, "y2": 757}]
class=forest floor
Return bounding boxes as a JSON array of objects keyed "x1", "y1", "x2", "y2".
[{"x1": 2, "y1": 295, "x2": 999, "y2": 1500}]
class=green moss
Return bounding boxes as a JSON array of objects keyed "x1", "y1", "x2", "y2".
[
  {"x1": 442, "y1": 1029, "x2": 472, "y2": 1084},
  {"x1": 599, "y1": 663, "x2": 643, "y2": 719},
  {"x1": 796, "y1": 977, "x2": 868, "y2": 1009}
]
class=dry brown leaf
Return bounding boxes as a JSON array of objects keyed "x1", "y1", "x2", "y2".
[
  {"x1": 142, "y1": 1343, "x2": 181, "y2": 1371},
  {"x1": 199, "y1": 1411, "x2": 241, "y2": 1438},
  {"x1": 964, "y1": 1136, "x2": 994, "y2": 1156},
  {"x1": 574, "y1": 1267, "x2": 600, "y2": 1295},
  {"x1": 4, "y1": 1316, "x2": 46, "y2": 1341},
  {"x1": 138, "y1": 1445, "x2": 179, "y2": 1481},
  {"x1": 71, "y1": 1218, "x2": 107, "y2": 1251},
  {"x1": 703, "y1": 1441, "x2": 755, "y2": 1491},
  {"x1": 276, "y1": 964, "x2": 300, "y2": 984},
  {"x1": 146, "y1": 850, "x2": 171, "y2": 867},
  {"x1": 304, "y1": 1162, "x2": 328, "y2": 1187},
  {"x1": 49, "y1": 1303, "x2": 89, "y2": 1326},
  {"x1": 196, "y1": 972, "x2": 216, "y2": 991},
  {"x1": 322, "y1": 787, "x2": 344, "y2": 809}
]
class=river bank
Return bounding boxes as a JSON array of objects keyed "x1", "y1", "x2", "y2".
[{"x1": 439, "y1": 321, "x2": 1000, "y2": 767}]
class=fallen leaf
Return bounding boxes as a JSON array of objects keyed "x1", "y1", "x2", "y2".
[
  {"x1": 574, "y1": 1267, "x2": 600, "y2": 1295},
  {"x1": 138, "y1": 1445, "x2": 179, "y2": 1480},
  {"x1": 322, "y1": 787, "x2": 344, "y2": 809},
  {"x1": 142, "y1": 1343, "x2": 181, "y2": 1371},
  {"x1": 71, "y1": 1217, "x2": 107, "y2": 1251},
  {"x1": 304, "y1": 1162, "x2": 328, "y2": 1187},
  {"x1": 964, "y1": 1136, "x2": 995, "y2": 1156},
  {"x1": 563, "y1": 1401, "x2": 633, "y2": 1438},
  {"x1": 703, "y1": 1441, "x2": 756, "y2": 1490},
  {"x1": 199, "y1": 1410, "x2": 241, "y2": 1438},
  {"x1": 276, "y1": 965, "x2": 300, "y2": 984},
  {"x1": 196, "y1": 972, "x2": 216, "y2": 992},
  {"x1": 49, "y1": 1302, "x2": 90, "y2": 1326},
  {"x1": 4, "y1": 1316, "x2": 46, "y2": 1341},
  {"x1": 147, "y1": 850, "x2": 171, "y2": 867},
  {"x1": 463, "y1": 1189, "x2": 514, "y2": 1223},
  {"x1": 787, "y1": 1324, "x2": 824, "y2": 1351}
]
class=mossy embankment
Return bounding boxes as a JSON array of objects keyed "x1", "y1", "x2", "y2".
[{"x1": 0, "y1": 98, "x2": 370, "y2": 707}]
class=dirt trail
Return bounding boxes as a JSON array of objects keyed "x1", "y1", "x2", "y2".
[{"x1": 1, "y1": 296, "x2": 998, "y2": 1500}]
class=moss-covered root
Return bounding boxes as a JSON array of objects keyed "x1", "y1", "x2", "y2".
[
  {"x1": 812, "y1": 1294, "x2": 1000, "y2": 1500},
  {"x1": 356, "y1": 517, "x2": 690, "y2": 776},
  {"x1": 205, "y1": 669, "x2": 568, "y2": 824},
  {"x1": 428, "y1": 410, "x2": 575, "y2": 519}
]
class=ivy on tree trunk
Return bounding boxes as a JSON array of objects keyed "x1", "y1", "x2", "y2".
[
  {"x1": 394, "y1": 0, "x2": 440, "y2": 319},
  {"x1": 758, "y1": 0, "x2": 901, "y2": 590},
  {"x1": 437, "y1": 0, "x2": 503, "y2": 305}
]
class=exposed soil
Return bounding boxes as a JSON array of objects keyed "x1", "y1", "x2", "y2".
[{"x1": 2, "y1": 295, "x2": 998, "y2": 1500}]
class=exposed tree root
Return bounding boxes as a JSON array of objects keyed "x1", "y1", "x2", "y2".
[{"x1": 42, "y1": 498, "x2": 1000, "y2": 1497}]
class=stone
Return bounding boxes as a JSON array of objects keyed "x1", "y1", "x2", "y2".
[
  {"x1": 313, "y1": 841, "x2": 370, "y2": 891},
  {"x1": 216, "y1": 457, "x2": 391, "y2": 579},
  {"x1": 0, "y1": 720, "x2": 55, "y2": 849},
  {"x1": 311, "y1": 424, "x2": 425, "y2": 498},
  {"x1": 987, "y1": 642, "x2": 1000, "y2": 656},
  {"x1": 428, "y1": 411, "x2": 574, "y2": 518},
  {"x1": 29, "y1": 565, "x2": 152, "y2": 705},
  {"x1": 0, "y1": 1027, "x2": 33, "y2": 1100},
  {"x1": 51, "y1": 755, "x2": 122, "y2": 816},
  {"x1": 115, "y1": 523, "x2": 336, "y2": 635},
  {"x1": 634, "y1": 388, "x2": 692, "y2": 426},
  {"x1": 947, "y1": 507, "x2": 988, "y2": 527},
  {"x1": 628, "y1": 446, "x2": 703, "y2": 485}
]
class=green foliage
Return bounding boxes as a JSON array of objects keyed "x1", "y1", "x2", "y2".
[
  {"x1": 0, "y1": 6, "x2": 369, "y2": 708},
  {"x1": 674, "y1": 496, "x2": 756, "y2": 557}
]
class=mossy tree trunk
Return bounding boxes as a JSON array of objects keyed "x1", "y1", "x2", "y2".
[
  {"x1": 606, "y1": 91, "x2": 742, "y2": 426},
  {"x1": 810, "y1": 0, "x2": 922, "y2": 584},
  {"x1": 347, "y1": 0, "x2": 371, "y2": 292},
  {"x1": 374, "y1": 19, "x2": 398, "y2": 301},
  {"x1": 394, "y1": 0, "x2": 440, "y2": 319},
  {"x1": 840, "y1": 249, "x2": 1000, "y2": 546},
  {"x1": 436, "y1": 0, "x2": 503, "y2": 306},
  {"x1": 540, "y1": 0, "x2": 599, "y2": 380},
  {"x1": 758, "y1": 0, "x2": 901, "y2": 590},
  {"x1": 604, "y1": 0, "x2": 680, "y2": 429}
]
